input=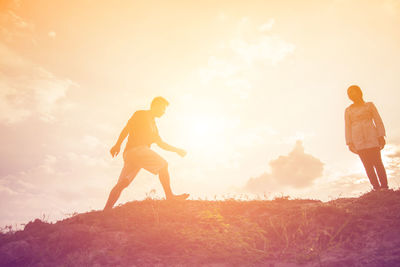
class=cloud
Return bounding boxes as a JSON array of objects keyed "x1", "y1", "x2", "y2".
[
  {"x1": 298, "y1": 172, "x2": 373, "y2": 201},
  {"x1": 270, "y1": 141, "x2": 324, "y2": 187},
  {"x1": 0, "y1": 150, "x2": 119, "y2": 227},
  {"x1": 0, "y1": 56, "x2": 75, "y2": 122},
  {"x1": 244, "y1": 141, "x2": 324, "y2": 193},
  {"x1": 217, "y1": 12, "x2": 227, "y2": 22},
  {"x1": 0, "y1": 3, "x2": 35, "y2": 44},
  {"x1": 0, "y1": 41, "x2": 75, "y2": 124},
  {"x1": 232, "y1": 17, "x2": 295, "y2": 65},
  {"x1": 230, "y1": 35, "x2": 295, "y2": 65},
  {"x1": 243, "y1": 143, "x2": 400, "y2": 199},
  {"x1": 48, "y1": 31, "x2": 56, "y2": 39},
  {"x1": 383, "y1": 0, "x2": 400, "y2": 15},
  {"x1": 198, "y1": 56, "x2": 242, "y2": 84},
  {"x1": 0, "y1": 3, "x2": 75, "y2": 124},
  {"x1": 0, "y1": 143, "x2": 172, "y2": 227},
  {"x1": 387, "y1": 147, "x2": 400, "y2": 159},
  {"x1": 197, "y1": 17, "x2": 295, "y2": 99},
  {"x1": 244, "y1": 172, "x2": 281, "y2": 194},
  {"x1": 81, "y1": 135, "x2": 103, "y2": 150},
  {"x1": 384, "y1": 144, "x2": 400, "y2": 186},
  {"x1": 258, "y1": 19, "x2": 275, "y2": 32},
  {"x1": 224, "y1": 79, "x2": 252, "y2": 99},
  {"x1": 292, "y1": 143, "x2": 400, "y2": 201}
]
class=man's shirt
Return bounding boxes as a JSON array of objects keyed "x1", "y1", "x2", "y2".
[{"x1": 125, "y1": 110, "x2": 161, "y2": 151}]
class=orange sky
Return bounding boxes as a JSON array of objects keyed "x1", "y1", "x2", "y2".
[{"x1": 1, "y1": 0, "x2": 400, "y2": 227}]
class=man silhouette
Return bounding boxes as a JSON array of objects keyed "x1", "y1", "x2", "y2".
[{"x1": 104, "y1": 97, "x2": 189, "y2": 211}]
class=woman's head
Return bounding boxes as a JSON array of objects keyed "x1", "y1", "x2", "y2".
[{"x1": 347, "y1": 85, "x2": 364, "y2": 103}]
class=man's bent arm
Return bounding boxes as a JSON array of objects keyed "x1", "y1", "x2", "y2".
[
  {"x1": 115, "y1": 126, "x2": 129, "y2": 147},
  {"x1": 156, "y1": 138, "x2": 186, "y2": 157},
  {"x1": 110, "y1": 126, "x2": 129, "y2": 157},
  {"x1": 156, "y1": 139, "x2": 179, "y2": 152}
]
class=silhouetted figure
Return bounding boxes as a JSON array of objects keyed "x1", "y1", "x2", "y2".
[
  {"x1": 104, "y1": 97, "x2": 189, "y2": 211},
  {"x1": 345, "y1": 85, "x2": 389, "y2": 190}
]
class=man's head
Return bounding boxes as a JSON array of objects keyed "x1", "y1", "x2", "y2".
[{"x1": 150, "y1": 96, "x2": 169, "y2": 118}]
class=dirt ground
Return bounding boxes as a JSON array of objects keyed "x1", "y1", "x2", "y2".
[{"x1": 1, "y1": 190, "x2": 400, "y2": 266}]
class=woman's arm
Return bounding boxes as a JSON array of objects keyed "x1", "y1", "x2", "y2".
[
  {"x1": 345, "y1": 108, "x2": 352, "y2": 145},
  {"x1": 370, "y1": 102, "x2": 386, "y2": 149},
  {"x1": 345, "y1": 108, "x2": 357, "y2": 153},
  {"x1": 370, "y1": 102, "x2": 386, "y2": 137}
]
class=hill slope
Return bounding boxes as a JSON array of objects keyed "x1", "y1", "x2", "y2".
[{"x1": 1, "y1": 190, "x2": 400, "y2": 266}]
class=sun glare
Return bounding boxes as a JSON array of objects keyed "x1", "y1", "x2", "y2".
[
  {"x1": 181, "y1": 115, "x2": 229, "y2": 153},
  {"x1": 192, "y1": 117, "x2": 217, "y2": 139}
]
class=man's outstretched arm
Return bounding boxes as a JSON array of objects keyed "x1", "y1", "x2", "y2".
[
  {"x1": 110, "y1": 126, "x2": 129, "y2": 157},
  {"x1": 156, "y1": 138, "x2": 187, "y2": 157}
]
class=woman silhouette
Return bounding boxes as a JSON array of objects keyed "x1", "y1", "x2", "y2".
[{"x1": 345, "y1": 85, "x2": 389, "y2": 190}]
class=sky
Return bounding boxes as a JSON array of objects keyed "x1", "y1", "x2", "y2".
[{"x1": 1, "y1": 0, "x2": 400, "y2": 227}]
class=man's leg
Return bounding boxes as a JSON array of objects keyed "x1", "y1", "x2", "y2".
[
  {"x1": 158, "y1": 165, "x2": 173, "y2": 199},
  {"x1": 158, "y1": 165, "x2": 189, "y2": 200},
  {"x1": 103, "y1": 179, "x2": 130, "y2": 211},
  {"x1": 103, "y1": 167, "x2": 140, "y2": 211},
  {"x1": 139, "y1": 147, "x2": 189, "y2": 200}
]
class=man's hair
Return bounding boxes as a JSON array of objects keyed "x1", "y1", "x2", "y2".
[{"x1": 151, "y1": 96, "x2": 169, "y2": 108}]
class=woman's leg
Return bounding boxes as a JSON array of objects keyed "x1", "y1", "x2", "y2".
[
  {"x1": 371, "y1": 148, "x2": 389, "y2": 189},
  {"x1": 358, "y1": 149, "x2": 380, "y2": 190}
]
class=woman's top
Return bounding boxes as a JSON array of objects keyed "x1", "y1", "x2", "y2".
[{"x1": 345, "y1": 102, "x2": 386, "y2": 151}]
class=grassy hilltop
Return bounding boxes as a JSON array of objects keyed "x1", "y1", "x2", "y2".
[{"x1": 1, "y1": 190, "x2": 400, "y2": 266}]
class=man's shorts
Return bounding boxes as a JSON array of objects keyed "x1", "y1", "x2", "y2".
[{"x1": 118, "y1": 146, "x2": 168, "y2": 183}]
